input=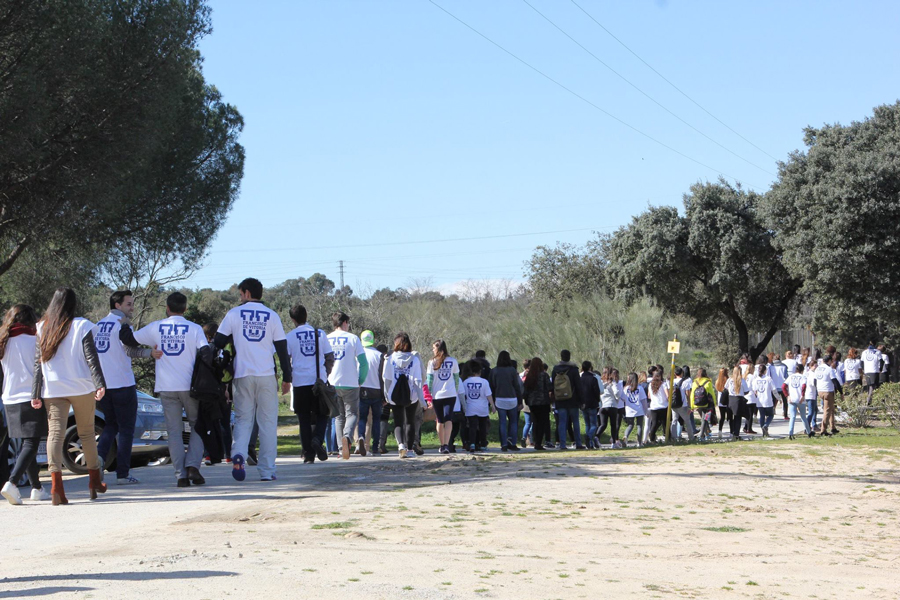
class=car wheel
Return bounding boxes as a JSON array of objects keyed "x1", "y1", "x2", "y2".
[{"x1": 62, "y1": 421, "x2": 103, "y2": 475}]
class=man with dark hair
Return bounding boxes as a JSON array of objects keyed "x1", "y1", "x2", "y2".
[
  {"x1": 286, "y1": 304, "x2": 335, "y2": 464},
  {"x1": 95, "y1": 290, "x2": 161, "y2": 485},
  {"x1": 326, "y1": 312, "x2": 368, "y2": 459},
  {"x1": 122, "y1": 292, "x2": 210, "y2": 487},
  {"x1": 473, "y1": 350, "x2": 492, "y2": 382},
  {"x1": 551, "y1": 349, "x2": 584, "y2": 450},
  {"x1": 215, "y1": 278, "x2": 292, "y2": 481}
]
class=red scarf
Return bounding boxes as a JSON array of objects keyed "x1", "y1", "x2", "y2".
[{"x1": 8, "y1": 323, "x2": 36, "y2": 337}]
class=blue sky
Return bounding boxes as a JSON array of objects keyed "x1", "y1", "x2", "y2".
[{"x1": 188, "y1": 0, "x2": 899, "y2": 295}]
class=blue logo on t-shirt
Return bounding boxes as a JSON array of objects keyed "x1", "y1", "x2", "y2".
[
  {"x1": 240, "y1": 310, "x2": 270, "y2": 342},
  {"x1": 331, "y1": 336, "x2": 349, "y2": 360},
  {"x1": 466, "y1": 382, "x2": 482, "y2": 400},
  {"x1": 296, "y1": 330, "x2": 317, "y2": 357},
  {"x1": 437, "y1": 360, "x2": 454, "y2": 381},
  {"x1": 95, "y1": 322, "x2": 114, "y2": 353},
  {"x1": 159, "y1": 323, "x2": 190, "y2": 356}
]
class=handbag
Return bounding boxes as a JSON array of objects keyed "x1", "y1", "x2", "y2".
[{"x1": 311, "y1": 328, "x2": 340, "y2": 418}]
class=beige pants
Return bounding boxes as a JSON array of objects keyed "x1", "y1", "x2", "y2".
[
  {"x1": 818, "y1": 391, "x2": 836, "y2": 433},
  {"x1": 46, "y1": 392, "x2": 99, "y2": 474}
]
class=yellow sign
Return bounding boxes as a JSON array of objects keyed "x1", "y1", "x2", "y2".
[{"x1": 667, "y1": 340, "x2": 681, "y2": 354}]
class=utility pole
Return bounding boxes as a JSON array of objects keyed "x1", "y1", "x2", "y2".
[{"x1": 339, "y1": 260, "x2": 344, "y2": 289}]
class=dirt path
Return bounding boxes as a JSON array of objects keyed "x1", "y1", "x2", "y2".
[{"x1": 1, "y1": 442, "x2": 898, "y2": 599}]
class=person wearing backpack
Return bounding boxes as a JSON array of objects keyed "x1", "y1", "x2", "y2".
[
  {"x1": 690, "y1": 368, "x2": 715, "y2": 440},
  {"x1": 671, "y1": 366, "x2": 697, "y2": 441},
  {"x1": 382, "y1": 332, "x2": 424, "y2": 458},
  {"x1": 551, "y1": 350, "x2": 583, "y2": 450}
]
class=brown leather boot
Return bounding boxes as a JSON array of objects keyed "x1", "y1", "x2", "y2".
[
  {"x1": 88, "y1": 469, "x2": 107, "y2": 500},
  {"x1": 51, "y1": 471, "x2": 68, "y2": 506}
]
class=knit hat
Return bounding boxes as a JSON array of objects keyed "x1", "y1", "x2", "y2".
[{"x1": 360, "y1": 330, "x2": 375, "y2": 347}]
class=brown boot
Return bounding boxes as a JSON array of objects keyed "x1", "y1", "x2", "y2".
[
  {"x1": 51, "y1": 471, "x2": 68, "y2": 506},
  {"x1": 88, "y1": 469, "x2": 107, "y2": 500}
]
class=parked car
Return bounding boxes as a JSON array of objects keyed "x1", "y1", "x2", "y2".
[{"x1": 61, "y1": 390, "x2": 175, "y2": 474}]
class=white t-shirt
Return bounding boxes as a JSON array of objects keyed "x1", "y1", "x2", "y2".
[
  {"x1": 460, "y1": 376, "x2": 493, "y2": 417},
  {"x1": 37, "y1": 318, "x2": 96, "y2": 398},
  {"x1": 814, "y1": 364, "x2": 836, "y2": 393},
  {"x1": 133, "y1": 316, "x2": 207, "y2": 393},
  {"x1": 844, "y1": 358, "x2": 862, "y2": 381},
  {"x1": 647, "y1": 381, "x2": 669, "y2": 410},
  {"x1": 725, "y1": 377, "x2": 749, "y2": 398},
  {"x1": 622, "y1": 385, "x2": 647, "y2": 417},
  {"x1": 1, "y1": 334, "x2": 36, "y2": 404},
  {"x1": 361, "y1": 346, "x2": 384, "y2": 391},
  {"x1": 861, "y1": 347, "x2": 882, "y2": 374},
  {"x1": 881, "y1": 354, "x2": 890, "y2": 374},
  {"x1": 751, "y1": 375, "x2": 775, "y2": 408},
  {"x1": 217, "y1": 302, "x2": 287, "y2": 379},
  {"x1": 782, "y1": 358, "x2": 798, "y2": 374},
  {"x1": 804, "y1": 371, "x2": 818, "y2": 400},
  {"x1": 426, "y1": 357, "x2": 460, "y2": 400},
  {"x1": 93, "y1": 313, "x2": 135, "y2": 390},
  {"x1": 769, "y1": 363, "x2": 787, "y2": 389},
  {"x1": 785, "y1": 372, "x2": 806, "y2": 404},
  {"x1": 326, "y1": 330, "x2": 365, "y2": 388},
  {"x1": 285, "y1": 324, "x2": 332, "y2": 387},
  {"x1": 745, "y1": 375, "x2": 758, "y2": 405},
  {"x1": 835, "y1": 362, "x2": 846, "y2": 385}
]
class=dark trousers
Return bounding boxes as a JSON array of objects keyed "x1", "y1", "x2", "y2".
[
  {"x1": 392, "y1": 403, "x2": 418, "y2": 449},
  {"x1": 467, "y1": 415, "x2": 490, "y2": 448},
  {"x1": 96, "y1": 385, "x2": 138, "y2": 478},
  {"x1": 530, "y1": 405, "x2": 552, "y2": 447},
  {"x1": 294, "y1": 385, "x2": 328, "y2": 460},
  {"x1": 647, "y1": 408, "x2": 667, "y2": 442},
  {"x1": 9, "y1": 436, "x2": 41, "y2": 489},
  {"x1": 599, "y1": 407, "x2": 620, "y2": 443},
  {"x1": 717, "y1": 406, "x2": 732, "y2": 432},
  {"x1": 728, "y1": 396, "x2": 748, "y2": 437},
  {"x1": 0, "y1": 414, "x2": 10, "y2": 485}
]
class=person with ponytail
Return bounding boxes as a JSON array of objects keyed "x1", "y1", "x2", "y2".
[
  {"x1": 426, "y1": 339, "x2": 459, "y2": 454},
  {"x1": 32, "y1": 288, "x2": 107, "y2": 504},
  {"x1": 0, "y1": 305, "x2": 51, "y2": 505},
  {"x1": 724, "y1": 365, "x2": 749, "y2": 441}
]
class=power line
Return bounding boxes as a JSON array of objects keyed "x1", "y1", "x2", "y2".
[
  {"x1": 568, "y1": 0, "x2": 780, "y2": 163},
  {"x1": 520, "y1": 0, "x2": 775, "y2": 176},
  {"x1": 426, "y1": 0, "x2": 764, "y2": 191},
  {"x1": 208, "y1": 226, "x2": 602, "y2": 254}
]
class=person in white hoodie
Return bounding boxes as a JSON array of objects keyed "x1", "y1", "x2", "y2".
[
  {"x1": 0, "y1": 305, "x2": 51, "y2": 505},
  {"x1": 382, "y1": 332, "x2": 425, "y2": 458}
]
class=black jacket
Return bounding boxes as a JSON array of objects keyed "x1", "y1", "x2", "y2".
[
  {"x1": 580, "y1": 371, "x2": 600, "y2": 409},
  {"x1": 490, "y1": 366, "x2": 523, "y2": 402},
  {"x1": 524, "y1": 371, "x2": 552, "y2": 407},
  {"x1": 551, "y1": 361, "x2": 582, "y2": 409}
]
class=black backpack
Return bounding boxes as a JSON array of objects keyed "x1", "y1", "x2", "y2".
[
  {"x1": 671, "y1": 383, "x2": 683, "y2": 409},
  {"x1": 190, "y1": 348, "x2": 223, "y2": 402},
  {"x1": 693, "y1": 384, "x2": 709, "y2": 408},
  {"x1": 392, "y1": 372, "x2": 412, "y2": 406}
]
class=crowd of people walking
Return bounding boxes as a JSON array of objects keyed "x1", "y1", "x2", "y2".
[{"x1": 0, "y1": 278, "x2": 893, "y2": 505}]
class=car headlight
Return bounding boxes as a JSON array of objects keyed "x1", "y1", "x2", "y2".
[{"x1": 138, "y1": 401, "x2": 164, "y2": 414}]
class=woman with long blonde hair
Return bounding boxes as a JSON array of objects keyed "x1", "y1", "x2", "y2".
[
  {"x1": 714, "y1": 367, "x2": 730, "y2": 438},
  {"x1": 724, "y1": 365, "x2": 749, "y2": 440}
]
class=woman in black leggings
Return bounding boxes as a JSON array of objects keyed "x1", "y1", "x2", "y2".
[
  {"x1": 714, "y1": 368, "x2": 731, "y2": 437},
  {"x1": 725, "y1": 365, "x2": 749, "y2": 441},
  {"x1": 0, "y1": 305, "x2": 50, "y2": 505}
]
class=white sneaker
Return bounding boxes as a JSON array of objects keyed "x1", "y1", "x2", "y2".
[
  {"x1": 30, "y1": 487, "x2": 51, "y2": 501},
  {"x1": 117, "y1": 476, "x2": 140, "y2": 485},
  {"x1": 399, "y1": 446, "x2": 408, "y2": 459},
  {"x1": 1, "y1": 481, "x2": 22, "y2": 505}
]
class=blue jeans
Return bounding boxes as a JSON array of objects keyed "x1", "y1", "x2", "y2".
[
  {"x1": 788, "y1": 401, "x2": 811, "y2": 435},
  {"x1": 357, "y1": 397, "x2": 383, "y2": 448},
  {"x1": 497, "y1": 407, "x2": 520, "y2": 447},
  {"x1": 325, "y1": 418, "x2": 338, "y2": 452},
  {"x1": 96, "y1": 386, "x2": 137, "y2": 479},
  {"x1": 522, "y1": 412, "x2": 533, "y2": 443},
  {"x1": 758, "y1": 406, "x2": 775, "y2": 429},
  {"x1": 806, "y1": 397, "x2": 819, "y2": 430},
  {"x1": 582, "y1": 408, "x2": 599, "y2": 447},
  {"x1": 557, "y1": 406, "x2": 581, "y2": 448}
]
